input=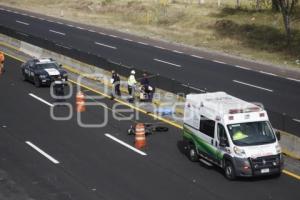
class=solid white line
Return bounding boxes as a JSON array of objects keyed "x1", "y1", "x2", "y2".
[
  {"x1": 123, "y1": 38, "x2": 133, "y2": 42},
  {"x1": 293, "y1": 119, "x2": 300, "y2": 123},
  {"x1": 191, "y1": 55, "x2": 203, "y2": 59},
  {"x1": 138, "y1": 41, "x2": 148, "y2": 45},
  {"x1": 29, "y1": 93, "x2": 54, "y2": 107},
  {"x1": 233, "y1": 80, "x2": 274, "y2": 92},
  {"x1": 173, "y1": 50, "x2": 183, "y2": 54},
  {"x1": 38, "y1": 17, "x2": 45, "y2": 21},
  {"x1": 26, "y1": 141, "x2": 60, "y2": 164},
  {"x1": 17, "y1": 32, "x2": 28, "y2": 37},
  {"x1": 181, "y1": 84, "x2": 206, "y2": 92},
  {"x1": 77, "y1": 26, "x2": 84, "y2": 30},
  {"x1": 259, "y1": 71, "x2": 278, "y2": 77},
  {"x1": 67, "y1": 24, "x2": 74, "y2": 27},
  {"x1": 88, "y1": 29, "x2": 96, "y2": 33},
  {"x1": 109, "y1": 34, "x2": 118, "y2": 38},
  {"x1": 55, "y1": 44, "x2": 71, "y2": 50},
  {"x1": 95, "y1": 42, "x2": 117, "y2": 50},
  {"x1": 234, "y1": 65, "x2": 250, "y2": 70},
  {"x1": 98, "y1": 32, "x2": 106, "y2": 35},
  {"x1": 105, "y1": 134, "x2": 147, "y2": 156},
  {"x1": 56, "y1": 21, "x2": 63, "y2": 25},
  {"x1": 155, "y1": 46, "x2": 165, "y2": 50},
  {"x1": 154, "y1": 58, "x2": 182, "y2": 68},
  {"x1": 287, "y1": 77, "x2": 300, "y2": 82},
  {"x1": 49, "y1": 29, "x2": 66, "y2": 36},
  {"x1": 213, "y1": 60, "x2": 226, "y2": 64},
  {"x1": 16, "y1": 20, "x2": 30, "y2": 26}
]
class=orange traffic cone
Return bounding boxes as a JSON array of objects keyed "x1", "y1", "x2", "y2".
[
  {"x1": 135, "y1": 123, "x2": 146, "y2": 149},
  {"x1": 76, "y1": 91, "x2": 86, "y2": 112}
]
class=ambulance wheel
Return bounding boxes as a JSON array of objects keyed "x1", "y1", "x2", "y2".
[
  {"x1": 188, "y1": 144, "x2": 199, "y2": 162},
  {"x1": 225, "y1": 161, "x2": 236, "y2": 180}
]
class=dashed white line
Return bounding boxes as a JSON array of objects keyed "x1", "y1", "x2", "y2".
[
  {"x1": 287, "y1": 77, "x2": 300, "y2": 82},
  {"x1": 213, "y1": 60, "x2": 226, "y2": 64},
  {"x1": 293, "y1": 119, "x2": 300, "y2": 123},
  {"x1": 95, "y1": 42, "x2": 117, "y2": 50},
  {"x1": 67, "y1": 24, "x2": 74, "y2": 27},
  {"x1": 191, "y1": 55, "x2": 204, "y2": 59},
  {"x1": 49, "y1": 29, "x2": 66, "y2": 36},
  {"x1": 77, "y1": 26, "x2": 84, "y2": 30},
  {"x1": 154, "y1": 58, "x2": 182, "y2": 68},
  {"x1": 182, "y1": 84, "x2": 206, "y2": 92},
  {"x1": 259, "y1": 71, "x2": 278, "y2": 77},
  {"x1": 17, "y1": 32, "x2": 28, "y2": 37},
  {"x1": 88, "y1": 29, "x2": 96, "y2": 33},
  {"x1": 138, "y1": 41, "x2": 148, "y2": 46},
  {"x1": 56, "y1": 21, "x2": 63, "y2": 25},
  {"x1": 109, "y1": 34, "x2": 118, "y2": 38},
  {"x1": 155, "y1": 46, "x2": 166, "y2": 50},
  {"x1": 105, "y1": 134, "x2": 147, "y2": 156},
  {"x1": 29, "y1": 93, "x2": 54, "y2": 107},
  {"x1": 38, "y1": 17, "x2": 45, "y2": 21},
  {"x1": 123, "y1": 38, "x2": 133, "y2": 42},
  {"x1": 26, "y1": 141, "x2": 60, "y2": 164},
  {"x1": 173, "y1": 50, "x2": 183, "y2": 54},
  {"x1": 98, "y1": 32, "x2": 106, "y2": 35},
  {"x1": 234, "y1": 65, "x2": 250, "y2": 70},
  {"x1": 16, "y1": 20, "x2": 30, "y2": 26},
  {"x1": 233, "y1": 80, "x2": 274, "y2": 92},
  {"x1": 55, "y1": 44, "x2": 71, "y2": 50}
]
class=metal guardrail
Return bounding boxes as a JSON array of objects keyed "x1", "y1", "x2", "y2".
[{"x1": 0, "y1": 24, "x2": 299, "y2": 137}]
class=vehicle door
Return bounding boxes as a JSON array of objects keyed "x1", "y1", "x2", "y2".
[
  {"x1": 214, "y1": 123, "x2": 230, "y2": 165},
  {"x1": 28, "y1": 61, "x2": 36, "y2": 81}
]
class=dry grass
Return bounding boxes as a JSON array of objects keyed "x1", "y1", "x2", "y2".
[{"x1": 1, "y1": 0, "x2": 300, "y2": 68}]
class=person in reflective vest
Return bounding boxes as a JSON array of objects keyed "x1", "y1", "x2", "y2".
[{"x1": 127, "y1": 70, "x2": 137, "y2": 101}]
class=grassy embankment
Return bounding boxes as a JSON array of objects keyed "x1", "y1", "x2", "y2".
[{"x1": 1, "y1": 0, "x2": 299, "y2": 68}]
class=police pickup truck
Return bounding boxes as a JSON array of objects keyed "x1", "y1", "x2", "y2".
[{"x1": 21, "y1": 58, "x2": 68, "y2": 87}]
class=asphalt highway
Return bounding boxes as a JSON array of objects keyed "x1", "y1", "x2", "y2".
[
  {"x1": 0, "y1": 54, "x2": 299, "y2": 200},
  {"x1": 0, "y1": 7, "x2": 300, "y2": 137}
]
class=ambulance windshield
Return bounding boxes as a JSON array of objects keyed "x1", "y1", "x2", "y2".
[{"x1": 227, "y1": 121, "x2": 276, "y2": 146}]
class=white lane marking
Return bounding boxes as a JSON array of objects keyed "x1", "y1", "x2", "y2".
[
  {"x1": 98, "y1": 32, "x2": 106, "y2": 35},
  {"x1": 55, "y1": 44, "x2": 71, "y2": 50},
  {"x1": 213, "y1": 60, "x2": 226, "y2": 64},
  {"x1": 233, "y1": 80, "x2": 274, "y2": 92},
  {"x1": 67, "y1": 24, "x2": 74, "y2": 27},
  {"x1": 16, "y1": 20, "x2": 30, "y2": 26},
  {"x1": 191, "y1": 55, "x2": 203, "y2": 59},
  {"x1": 47, "y1": 19, "x2": 54, "y2": 23},
  {"x1": 17, "y1": 32, "x2": 28, "y2": 37},
  {"x1": 29, "y1": 93, "x2": 54, "y2": 107},
  {"x1": 38, "y1": 17, "x2": 45, "y2": 21},
  {"x1": 182, "y1": 84, "x2": 206, "y2": 92},
  {"x1": 56, "y1": 21, "x2": 63, "y2": 25},
  {"x1": 105, "y1": 134, "x2": 147, "y2": 156},
  {"x1": 154, "y1": 58, "x2": 182, "y2": 68},
  {"x1": 29, "y1": 15, "x2": 35, "y2": 18},
  {"x1": 109, "y1": 34, "x2": 118, "y2": 38},
  {"x1": 26, "y1": 141, "x2": 60, "y2": 164},
  {"x1": 293, "y1": 119, "x2": 300, "y2": 123},
  {"x1": 77, "y1": 26, "x2": 84, "y2": 30},
  {"x1": 123, "y1": 38, "x2": 133, "y2": 42},
  {"x1": 49, "y1": 29, "x2": 66, "y2": 36},
  {"x1": 88, "y1": 29, "x2": 96, "y2": 33},
  {"x1": 234, "y1": 65, "x2": 250, "y2": 70},
  {"x1": 287, "y1": 77, "x2": 300, "y2": 82},
  {"x1": 138, "y1": 41, "x2": 148, "y2": 45},
  {"x1": 173, "y1": 50, "x2": 183, "y2": 54},
  {"x1": 259, "y1": 71, "x2": 278, "y2": 77},
  {"x1": 155, "y1": 46, "x2": 166, "y2": 50},
  {"x1": 95, "y1": 42, "x2": 117, "y2": 50}
]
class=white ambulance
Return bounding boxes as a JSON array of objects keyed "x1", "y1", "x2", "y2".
[{"x1": 183, "y1": 92, "x2": 283, "y2": 180}]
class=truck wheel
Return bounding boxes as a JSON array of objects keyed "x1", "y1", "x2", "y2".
[
  {"x1": 188, "y1": 144, "x2": 199, "y2": 162},
  {"x1": 224, "y1": 161, "x2": 236, "y2": 180},
  {"x1": 34, "y1": 77, "x2": 41, "y2": 87}
]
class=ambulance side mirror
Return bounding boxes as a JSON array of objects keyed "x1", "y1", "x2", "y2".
[
  {"x1": 275, "y1": 131, "x2": 281, "y2": 141},
  {"x1": 219, "y1": 137, "x2": 228, "y2": 147}
]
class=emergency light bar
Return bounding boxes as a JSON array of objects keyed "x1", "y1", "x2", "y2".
[{"x1": 228, "y1": 106, "x2": 261, "y2": 114}]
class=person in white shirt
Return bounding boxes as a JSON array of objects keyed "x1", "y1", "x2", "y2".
[{"x1": 127, "y1": 70, "x2": 137, "y2": 101}]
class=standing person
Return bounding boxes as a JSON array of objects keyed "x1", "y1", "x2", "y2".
[
  {"x1": 127, "y1": 70, "x2": 137, "y2": 102},
  {"x1": 0, "y1": 51, "x2": 5, "y2": 75},
  {"x1": 110, "y1": 70, "x2": 121, "y2": 99},
  {"x1": 140, "y1": 73, "x2": 149, "y2": 88}
]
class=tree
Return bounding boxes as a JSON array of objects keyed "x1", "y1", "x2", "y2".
[{"x1": 277, "y1": 0, "x2": 298, "y2": 45}]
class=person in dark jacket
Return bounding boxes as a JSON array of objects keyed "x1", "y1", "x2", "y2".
[
  {"x1": 111, "y1": 70, "x2": 121, "y2": 99},
  {"x1": 53, "y1": 76, "x2": 65, "y2": 102}
]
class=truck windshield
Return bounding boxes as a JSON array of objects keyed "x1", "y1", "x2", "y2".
[{"x1": 227, "y1": 121, "x2": 276, "y2": 146}]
